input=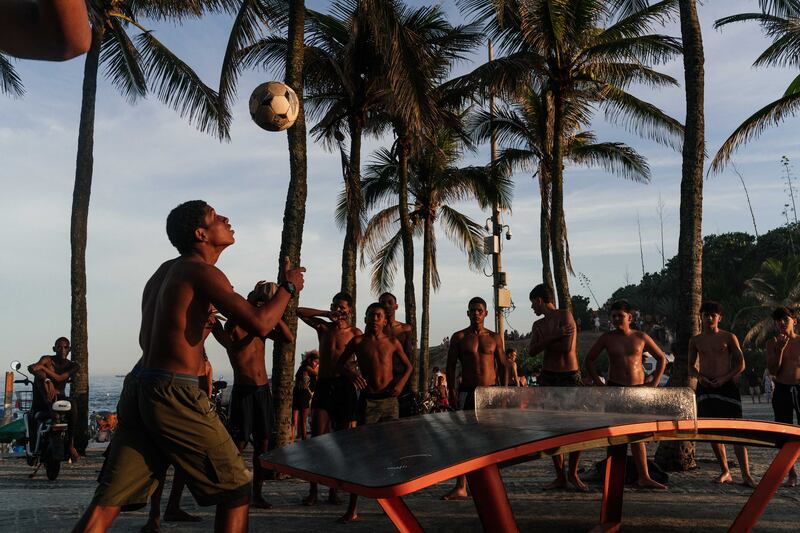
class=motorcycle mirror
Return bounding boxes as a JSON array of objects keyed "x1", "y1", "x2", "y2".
[{"x1": 11, "y1": 360, "x2": 21, "y2": 371}]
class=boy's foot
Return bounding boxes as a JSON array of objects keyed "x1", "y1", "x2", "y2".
[
  {"x1": 712, "y1": 471, "x2": 732, "y2": 484},
  {"x1": 543, "y1": 477, "x2": 567, "y2": 490},
  {"x1": 783, "y1": 475, "x2": 798, "y2": 488},
  {"x1": 567, "y1": 474, "x2": 589, "y2": 492},
  {"x1": 141, "y1": 518, "x2": 160, "y2": 533},
  {"x1": 252, "y1": 497, "x2": 273, "y2": 510},
  {"x1": 741, "y1": 475, "x2": 757, "y2": 488},
  {"x1": 636, "y1": 478, "x2": 667, "y2": 490},
  {"x1": 302, "y1": 493, "x2": 317, "y2": 506},
  {"x1": 69, "y1": 446, "x2": 80, "y2": 462},
  {"x1": 336, "y1": 511, "x2": 359, "y2": 523},
  {"x1": 163, "y1": 509, "x2": 202, "y2": 522},
  {"x1": 441, "y1": 487, "x2": 469, "y2": 500}
]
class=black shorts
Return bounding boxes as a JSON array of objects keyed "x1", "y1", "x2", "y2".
[
  {"x1": 772, "y1": 382, "x2": 800, "y2": 425},
  {"x1": 458, "y1": 387, "x2": 475, "y2": 411},
  {"x1": 696, "y1": 381, "x2": 743, "y2": 419},
  {"x1": 539, "y1": 370, "x2": 582, "y2": 387},
  {"x1": 292, "y1": 387, "x2": 312, "y2": 410},
  {"x1": 227, "y1": 384, "x2": 272, "y2": 444},
  {"x1": 310, "y1": 377, "x2": 358, "y2": 427}
]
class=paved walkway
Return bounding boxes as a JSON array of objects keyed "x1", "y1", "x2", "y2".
[{"x1": 1, "y1": 402, "x2": 799, "y2": 532}]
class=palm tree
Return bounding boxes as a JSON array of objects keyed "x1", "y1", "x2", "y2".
[
  {"x1": 70, "y1": 2, "x2": 227, "y2": 452},
  {"x1": 470, "y1": 86, "x2": 651, "y2": 294},
  {"x1": 0, "y1": 53, "x2": 23, "y2": 97},
  {"x1": 359, "y1": 129, "x2": 513, "y2": 390},
  {"x1": 364, "y1": 0, "x2": 482, "y2": 389},
  {"x1": 733, "y1": 258, "x2": 800, "y2": 345},
  {"x1": 452, "y1": 0, "x2": 683, "y2": 310},
  {"x1": 710, "y1": 2, "x2": 800, "y2": 173},
  {"x1": 237, "y1": 1, "x2": 389, "y2": 318}
]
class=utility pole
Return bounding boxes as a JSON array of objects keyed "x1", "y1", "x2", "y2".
[{"x1": 488, "y1": 40, "x2": 507, "y2": 337}]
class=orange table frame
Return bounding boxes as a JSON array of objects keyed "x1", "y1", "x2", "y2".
[{"x1": 261, "y1": 419, "x2": 800, "y2": 533}]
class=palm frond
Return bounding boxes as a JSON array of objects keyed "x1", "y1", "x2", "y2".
[
  {"x1": 709, "y1": 91, "x2": 800, "y2": 173},
  {"x1": 136, "y1": 31, "x2": 229, "y2": 140},
  {"x1": 568, "y1": 140, "x2": 651, "y2": 183},
  {"x1": 369, "y1": 229, "x2": 404, "y2": 294},
  {"x1": 100, "y1": 19, "x2": 147, "y2": 103},
  {"x1": 0, "y1": 53, "x2": 24, "y2": 97},
  {"x1": 601, "y1": 86, "x2": 684, "y2": 150},
  {"x1": 438, "y1": 205, "x2": 486, "y2": 271}
]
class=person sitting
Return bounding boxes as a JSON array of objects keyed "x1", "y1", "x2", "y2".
[{"x1": 28, "y1": 336, "x2": 80, "y2": 461}]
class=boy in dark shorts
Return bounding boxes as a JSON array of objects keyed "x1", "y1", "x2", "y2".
[
  {"x1": 585, "y1": 299, "x2": 667, "y2": 490},
  {"x1": 297, "y1": 293, "x2": 361, "y2": 505},
  {"x1": 766, "y1": 306, "x2": 800, "y2": 486},
  {"x1": 527, "y1": 284, "x2": 586, "y2": 490},
  {"x1": 337, "y1": 302, "x2": 412, "y2": 523},
  {"x1": 223, "y1": 281, "x2": 294, "y2": 509},
  {"x1": 443, "y1": 297, "x2": 509, "y2": 500},
  {"x1": 689, "y1": 301, "x2": 755, "y2": 487},
  {"x1": 72, "y1": 201, "x2": 305, "y2": 532},
  {"x1": 292, "y1": 351, "x2": 319, "y2": 441}
]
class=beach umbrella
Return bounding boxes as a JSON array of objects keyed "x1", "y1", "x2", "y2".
[{"x1": 0, "y1": 418, "x2": 25, "y2": 443}]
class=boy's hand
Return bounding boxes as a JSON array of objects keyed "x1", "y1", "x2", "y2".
[
  {"x1": 775, "y1": 334, "x2": 789, "y2": 353},
  {"x1": 390, "y1": 383, "x2": 403, "y2": 397},
  {"x1": 281, "y1": 256, "x2": 306, "y2": 292},
  {"x1": 350, "y1": 374, "x2": 367, "y2": 390}
]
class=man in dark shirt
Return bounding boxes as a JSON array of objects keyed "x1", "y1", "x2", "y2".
[{"x1": 28, "y1": 336, "x2": 80, "y2": 460}]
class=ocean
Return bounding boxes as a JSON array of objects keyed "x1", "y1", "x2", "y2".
[{"x1": 88, "y1": 375, "x2": 126, "y2": 413}]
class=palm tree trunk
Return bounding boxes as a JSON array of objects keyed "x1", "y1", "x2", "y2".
[
  {"x1": 419, "y1": 214, "x2": 432, "y2": 392},
  {"x1": 538, "y1": 164, "x2": 555, "y2": 296},
  {"x1": 340, "y1": 118, "x2": 362, "y2": 317},
  {"x1": 272, "y1": 0, "x2": 307, "y2": 449},
  {"x1": 549, "y1": 90, "x2": 572, "y2": 312},
  {"x1": 656, "y1": 0, "x2": 704, "y2": 472},
  {"x1": 397, "y1": 135, "x2": 418, "y2": 392},
  {"x1": 69, "y1": 28, "x2": 102, "y2": 455}
]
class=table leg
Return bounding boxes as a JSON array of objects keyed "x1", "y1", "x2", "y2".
[
  {"x1": 466, "y1": 463, "x2": 519, "y2": 533},
  {"x1": 376, "y1": 497, "x2": 424, "y2": 533},
  {"x1": 597, "y1": 444, "x2": 627, "y2": 532},
  {"x1": 728, "y1": 439, "x2": 800, "y2": 533}
]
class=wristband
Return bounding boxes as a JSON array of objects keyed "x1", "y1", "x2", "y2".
[
  {"x1": 44, "y1": 378, "x2": 51, "y2": 384},
  {"x1": 279, "y1": 280, "x2": 297, "y2": 298}
]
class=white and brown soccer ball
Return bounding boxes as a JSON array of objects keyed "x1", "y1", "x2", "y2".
[{"x1": 249, "y1": 81, "x2": 300, "y2": 132}]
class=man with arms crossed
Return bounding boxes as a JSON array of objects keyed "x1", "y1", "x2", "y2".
[
  {"x1": 766, "y1": 306, "x2": 800, "y2": 487},
  {"x1": 73, "y1": 200, "x2": 305, "y2": 532},
  {"x1": 337, "y1": 302, "x2": 413, "y2": 523},
  {"x1": 689, "y1": 301, "x2": 756, "y2": 487},
  {"x1": 223, "y1": 281, "x2": 294, "y2": 509},
  {"x1": 527, "y1": 284, "x2": 586, "y2": 490},
  {"x1": 443, "y1": 296, "x2": 510, "y2": 500},
  {"x1": 585, "y1": 300, "x2": 667, "y2": 489},
  {"x1": 297, "y1": 293, "x2": 361, "y2": 505},
  {"x1": 28, "y1": 336, "x2": 80, "y2": 461},
  {"x1": 378, "y1": 292, "x2": 416, "y2": 415}
]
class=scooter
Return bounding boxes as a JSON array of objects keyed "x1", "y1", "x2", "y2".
[{"x1": 10, "y1": 361, "x2": 72, "y2": 480}]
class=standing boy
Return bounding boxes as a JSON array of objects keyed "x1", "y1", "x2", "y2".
[
  {"x1": 767, "y1": 306, "x2": 800, "y2": 487},
  {"x1": 689, "y1": 301, "x2": 756, "y2": 487},
  {"x1": 297, "y1": 293, "x2": 361, "y2": 505},
  {"x1": 527, "y1": 284, "x2": 586, "y2": 491},
  {"x1": 443, "y1": 297, "x2": 509, "y2": 500},
  {"x1": 336, "y1": 302, "x2": 413, "y2": 523},
  {"x1": 585, "y1": 300, "x2": 667, "y2": 489}
]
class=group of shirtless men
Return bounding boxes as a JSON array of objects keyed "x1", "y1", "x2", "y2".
[{"x1": 68, "y1": 201, "x2": 800, "y2": 532}]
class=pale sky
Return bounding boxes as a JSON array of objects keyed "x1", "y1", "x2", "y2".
[{"x1": 1, "y1": 1, "x2": 798, "y2": 377}]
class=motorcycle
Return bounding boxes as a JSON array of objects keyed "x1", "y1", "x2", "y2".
[{"x1": 10, "y1": 361, "x2": 73, "y2": 480}]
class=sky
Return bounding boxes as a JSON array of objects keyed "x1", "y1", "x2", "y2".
[{"x1": 2, "y1": 0, "x2": 799, "y2": 378}]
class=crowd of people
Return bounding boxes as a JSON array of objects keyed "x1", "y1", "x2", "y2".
[{"x1": 13, "y1": 200, "x2": 794, "y2": 532}]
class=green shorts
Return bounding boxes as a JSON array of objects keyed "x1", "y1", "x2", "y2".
[{"x1": 94, "y1": 370, "x2": 251, "y2": 510}]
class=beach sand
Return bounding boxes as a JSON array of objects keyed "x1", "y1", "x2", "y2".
[{"x1": 1, "y1": 402, "x2": 799, "y2": 532}]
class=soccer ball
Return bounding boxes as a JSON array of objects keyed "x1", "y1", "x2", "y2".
[{"x1": 249, "y1": 81, "x2": 299, "y2": 132}]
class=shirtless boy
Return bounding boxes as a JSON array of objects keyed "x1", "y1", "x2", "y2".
[
  {"x1": 336, "y1": 302, "x2": 413, "y2": 523},
  {"x1": 766, "y1": 306, "x2": 800, "y2": 487},
  {"x1": 378, "y1": 292, "x2": 416, "y2": 411},
  {"x1": 72, "y1": 200, "x2": 305, "y2": 532},
  {"x1": 689, "y1": 301, "x2": 756, "y2": 487},
  {"x1": 585, "y1": 299, "x2": 667, "y2": 490},
  {"x1": 297, "y1": 293, "x2": 362, "y2": 505},
  {"x1": 28, "y1": 336, "x2": 80, "y2": 460},
  {"x1": 443, "y1": 297, "x2": 509, "y2": 500},
  {"x1": 223, "y1": 281, "x2": 294, "y2": 509},
  {"x1": 527, "y1": 284, "x2": 586, "y2": 490}
]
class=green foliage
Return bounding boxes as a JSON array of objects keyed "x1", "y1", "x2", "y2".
[
  {"x1": 608, "y1": 223, "x2": 800, "y2": 348},
  {"x1": 571, "y1": 294, "x2": 593, "y2": 330}
]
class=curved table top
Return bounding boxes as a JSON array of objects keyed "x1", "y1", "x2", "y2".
[{"x1": 261, "y1": 408, "x2": 800, "y2": 499}]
